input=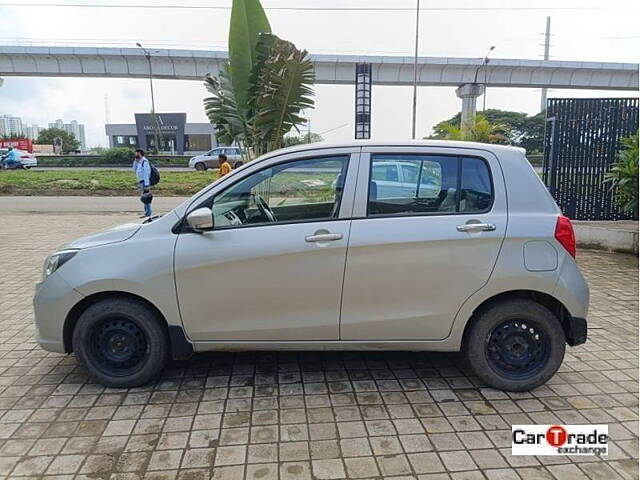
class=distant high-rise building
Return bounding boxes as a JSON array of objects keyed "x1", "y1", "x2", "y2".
[
  {"x1": 25, "y1": 124, "x2": 42, "y2": 140},
  {"x1": 0, "y1": 115, "x2": 23, "y2": 137},
  {"x1": 48, "y1": 118, "x2": 87, "y2": 150}
]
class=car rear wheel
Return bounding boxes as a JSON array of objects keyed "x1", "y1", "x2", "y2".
[
  {"x1": 72, "y1": 298, "x2": 169, "y2": 388},
  {"x1": 464, "y1": 299, "x2": 565, "y2": 391},
  {"x1": 194, "y1": 162, "x2": 207, "y2": 171}
]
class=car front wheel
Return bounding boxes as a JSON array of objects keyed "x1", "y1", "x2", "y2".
[
  {"x1": 464, "y1": 298, "x2": 565, "y2": 392},
  {"x1": 72, "y1": 298, "x2": 169, "y2": 388},
  {"x1": 194, "y1": 162, "x2": 206, "y2": 171}
]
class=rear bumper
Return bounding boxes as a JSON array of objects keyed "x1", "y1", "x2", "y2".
[{"x1": 565, "y1": 316, "x2": 587, "y2": 346}]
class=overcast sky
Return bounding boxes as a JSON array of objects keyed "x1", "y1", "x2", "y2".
[{"x1": 0, "y1": 0, "x2": 638, "y2": 148}]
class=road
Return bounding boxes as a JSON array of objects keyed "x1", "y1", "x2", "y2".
[{"x1": 34, "y1": 166, "x2": 191, "y2": 172}]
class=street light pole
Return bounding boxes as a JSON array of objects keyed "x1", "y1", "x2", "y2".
[
  {"x1": 410, "y1": 0, "x2": 420, "y2": 139},
  {"x1": 482, "y1": 46, "x2": 495, "y2": 112},
  {"x1": 136, "y1": 42, "x2": 161, "y2": 153}
]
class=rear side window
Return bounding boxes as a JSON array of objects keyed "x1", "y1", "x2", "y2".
[{"x1": 368, "y1": 154, "x2": 493, "y2": 216}]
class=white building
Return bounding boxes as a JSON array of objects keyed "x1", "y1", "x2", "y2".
[
  {"x1": 0, "y1": 115, "x2": 23, "y2": 137},
  {"x1": 48, "y1": 118, "x2": 87, "y2": 150},
  {"x1": 24, "y1": 124, "x2": 42, "y2": 140}
]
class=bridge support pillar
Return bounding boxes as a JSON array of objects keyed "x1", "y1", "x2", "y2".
[{"x1": 456, "y1": 83, "x2": 485, "y2": 135}]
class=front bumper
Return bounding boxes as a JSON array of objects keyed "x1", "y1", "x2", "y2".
[
  {"x1": 33, "y1": 273, "x2": 83, "y2": 354},
  {"x1": 565, "y1": 316, "x2": 587, "y2": 346}
]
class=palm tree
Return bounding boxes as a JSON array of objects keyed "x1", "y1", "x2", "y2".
[
  {"x1": 203, "y1": 0, "x2": 314, "y2": 161},
  {"x1": 427, "y1": 113, "x2": 510, "y2": 144}
]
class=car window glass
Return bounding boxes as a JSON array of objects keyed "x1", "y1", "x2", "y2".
[
  {"x1": 368, "y1": 154, "x2": 491, "y2": 216},
  {"x1": 460, "y1": 157, "x2": 492, "y2": 213},
  {"x1": 211, "y1": 155, "x2": 349, "y2": 228}
]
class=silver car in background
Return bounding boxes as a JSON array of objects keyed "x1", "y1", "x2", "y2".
[
  {"x1": 34, "y1": 140, "x2": 589, "y2": 391},
  {"x1": 188, "y1": 146, "x2": 244, "y2": 171}
]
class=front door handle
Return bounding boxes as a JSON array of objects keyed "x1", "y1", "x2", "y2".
[
  {"x1": 305, "y1": 232, "x2": 343, "y2": 243},
  {"x1": 457, "y1": 223, "x2": 496, "y2": 232}
]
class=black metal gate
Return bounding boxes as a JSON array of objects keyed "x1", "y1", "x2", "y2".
[{"x1": 543, "y1": 97, "x2": 638, "y2": 220}]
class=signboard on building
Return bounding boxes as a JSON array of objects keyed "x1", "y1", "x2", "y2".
[
  {"x1": 134, "y1": 113, "x2": 187, "y2": 154},
  {"x1": 0, "y1": 138, "x2": 33, "y2": 152}
]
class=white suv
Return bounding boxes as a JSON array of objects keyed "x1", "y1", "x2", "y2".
[{"x1": 34, "y1": 141, "x2": 589, "y2": 391}]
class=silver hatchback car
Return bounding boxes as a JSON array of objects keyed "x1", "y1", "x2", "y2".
[{"x1": 34, "y1": 141, "x2": 589, "y2": 391}]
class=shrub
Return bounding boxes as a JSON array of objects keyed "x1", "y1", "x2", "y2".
[
  {"x1": 103, "y1": 147, "x2": 135, "y2": 165},
  {"x1": 605, "y1": 131, "x2": 639, "y2": 219}
]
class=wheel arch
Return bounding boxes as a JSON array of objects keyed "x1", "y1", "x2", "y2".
[
  {"x1": 63, "y1": 291, "x2": 193, "y2": 359},
  {"x1": 461, "y1": 289, "x2": 573, "y2": 347}
]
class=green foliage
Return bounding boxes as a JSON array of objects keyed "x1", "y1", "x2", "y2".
[
  {"x1": 228, "y1": 0, "x2": 271, "y2": 117},
  {"x1": 428, "y1": 113, "x2": 509, "y2": 144},
  {"x1": 204, "y1": 32, "x2": 314, "y2": 159},
  {"x1": 284, "y1": 132, "x2": 324, "y2": 147},
  {"x1": 429, "y1": 109, "x2": 545, "y2": 152},
  {"x1": 103, "y1": 147, "x2": 135, "y2": 164},
  {"x1": 604, "y1": 131, "x2": 639, "y2": 218},
  {"x1": 35, "y1": 127, "x2": 80, "y2": 153}
]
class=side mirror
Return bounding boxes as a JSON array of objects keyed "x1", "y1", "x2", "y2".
[{"x1": 186, "y1": 207, "x2": 214, "y2": 232}]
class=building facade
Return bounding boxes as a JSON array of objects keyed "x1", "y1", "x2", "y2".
[
  {"x1": 0, "y1": 115, "x2": 23, "y2": 137},
  {"x1": 24, "y1": 124, "x2": 42, "y2": 140},
  {"x1": 105, "y1": 113, "x2": 217, "y2": 155},
  {"x1": 48, "y1": 119, "x2": 87, "y2": 150}
]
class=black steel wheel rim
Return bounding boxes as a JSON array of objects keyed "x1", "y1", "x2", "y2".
[
  {"x1": 485, "y1": 319, "x2": 551, "y2": 380},
  {"x1": 91, "y1": 318, "x2": 148, "y2": 377}
]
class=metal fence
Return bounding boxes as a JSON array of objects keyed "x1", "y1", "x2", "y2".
[{"x1": 543, "y1": 97, "x2": 638, "y2": 220}]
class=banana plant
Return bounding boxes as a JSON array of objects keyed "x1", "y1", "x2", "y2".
[
  {"x1": 204, "y1": 0, "x2": 314, "y2": 160},
  {"x1": 204, "y1": 33, "x2": 315, "y2": 160}
]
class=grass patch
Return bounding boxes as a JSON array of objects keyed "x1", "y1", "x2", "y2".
[{"x1": 0, "y1": 169, "x2": 216, "y2": 196}]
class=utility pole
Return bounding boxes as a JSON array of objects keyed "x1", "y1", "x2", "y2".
[
  {"x1": 136, "y1": 42, "x2": 162, "y2": 153},
  {"x1": 411, "y1": 0, "x2": 420, "y2": 139},
  {"x1": 540, "y1": 16, "x2": 551, "y2": 112}
]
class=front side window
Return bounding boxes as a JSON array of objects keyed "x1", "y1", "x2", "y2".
[
  {"x1": 211, "y1": 155, "x2": 349, "y2": 228},
  {"x1": 368, "y1": 154, "x2": 492, "y2": 216}
]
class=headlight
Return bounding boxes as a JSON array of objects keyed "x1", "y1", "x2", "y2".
[{"x1": 43, "y1": 250, "x2": 78, "y2": 280}]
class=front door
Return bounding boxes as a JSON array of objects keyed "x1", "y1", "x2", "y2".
[
  {"x1": 174, "y1": 152, "x2": 355, "y2": 341},
  {"x1": 341, "y1": 148, "x2": 507, "y2": 340}
]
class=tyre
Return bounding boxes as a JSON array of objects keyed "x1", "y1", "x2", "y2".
[
  {"x1": 464, "y1": 299, "x2": 565, "y2": 392},
  {"x1": 72, "y1": 297, "x2": 169, "y2": 388},
  {"x1": 194, "y1": 162, "x2": 206, "y2": 171}
]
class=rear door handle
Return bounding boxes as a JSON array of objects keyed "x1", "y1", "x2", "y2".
[
  {"x1": 456, "y1": 223, "x2": 496, "y2": 232},
  {"x1": 305, "y1": 232, "x2": 343, "y2": 243}
]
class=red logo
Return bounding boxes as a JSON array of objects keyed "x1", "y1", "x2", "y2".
[{"x1": 546, "y1": 425, "x2": 567, "y2": 447}]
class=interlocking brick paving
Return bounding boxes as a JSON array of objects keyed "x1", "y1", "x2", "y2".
[{"x1": 0, "y1": 212, "x2": 637, "y2": 480}]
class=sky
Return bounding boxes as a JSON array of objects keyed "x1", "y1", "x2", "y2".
[{"x1": 0, "y1": 0, "x2": 638, "y2": 148}]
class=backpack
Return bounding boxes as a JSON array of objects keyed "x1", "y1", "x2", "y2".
[{"x1": 148, "y1": 160, "x2": 160, "y2": 186}]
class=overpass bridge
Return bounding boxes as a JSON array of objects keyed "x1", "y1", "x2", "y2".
[{"x1": 1, "y1": 45, "x2": 637, "y2": 137}]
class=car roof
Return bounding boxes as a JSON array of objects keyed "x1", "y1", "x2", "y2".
[{"x1": 257, "y1": 139, "x2": 525, "y2": 161}]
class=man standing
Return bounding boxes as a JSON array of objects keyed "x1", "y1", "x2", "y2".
[
  {"x1": 218, "y1": 153, "x2": 232, "y2": 179},
  {"x1": 133, "y1": 149, "x2": 152, "y2": 218}
]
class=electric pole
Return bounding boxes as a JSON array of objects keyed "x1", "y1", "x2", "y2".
[
  {"x1": 540, "y1": 16, "x2": 551, "y2": 112},
  {"x1": 411, "y1": 0, "x2": 420, "y2": 139}
]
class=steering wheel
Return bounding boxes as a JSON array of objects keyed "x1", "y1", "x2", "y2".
[{"x1": 252, "y1": 193, "x2": 277, "y2": 223}]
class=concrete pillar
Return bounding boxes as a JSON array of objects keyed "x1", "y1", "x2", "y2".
[{"x1": 455, "y1": 83, "x2": 485, "y2": 135}]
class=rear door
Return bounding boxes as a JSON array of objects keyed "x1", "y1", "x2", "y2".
[{"x1": 340, "y1": 146, "x2": 507, "y2": 340}]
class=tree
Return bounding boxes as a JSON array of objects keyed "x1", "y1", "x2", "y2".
[
  {"x1": 427, "y1": 113, "x2": 509, "y2": 144},
  {"x1": 203, "y1": 0, "x2": 314, "y2": 161},
  {"x1": 284, "y1": 132, "x2": 323, "y2": 147},
  {"x1": 36, "y1": 127, "x2": 80, "y2": 153},
  {"x1": 604, "y1": 131, "x2": 639, "y2": 218},
  {"x1": 428, "y1": 109, "x2": 545, "y2": 152}
]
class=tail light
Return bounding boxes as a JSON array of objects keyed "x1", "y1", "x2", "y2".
[
  {"x1": 555, "y1": 215, "x2": 576, "y2": 258},
  {"x1": 20, "y1": 155, "x2": 30, "y2": 159}
]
